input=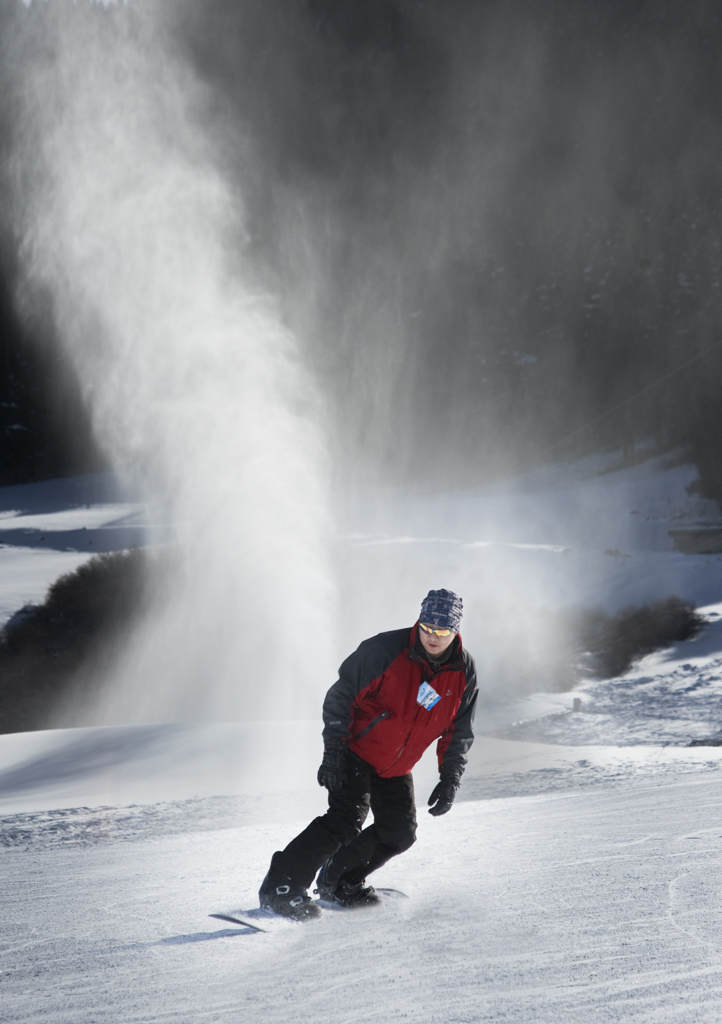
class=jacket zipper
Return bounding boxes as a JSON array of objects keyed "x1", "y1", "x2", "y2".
[
  {"x1": 381, "y1": 705, "x2": 424, "y2": 775},
  {"x1": 380, "y1": 675, "x2": 455, "y2": 774},
  {"x1": 361, "y1": 649, "x2": 464, "y2": 773},
  {"x1": 355, "y1": 710, "x2": 390, "y2": 740}
]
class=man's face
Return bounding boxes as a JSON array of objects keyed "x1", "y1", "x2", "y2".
[{"x1": 419, "y1": 622, "x2": 456, "y2": 659}]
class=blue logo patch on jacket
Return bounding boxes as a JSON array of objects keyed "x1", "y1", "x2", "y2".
[{"x1": 417, "y1": 681, "x2": 441, "y2": 710}]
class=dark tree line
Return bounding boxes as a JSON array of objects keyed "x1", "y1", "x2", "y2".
[{"x1": 0, "y1": 257, "x2": 101, "y2": 486}]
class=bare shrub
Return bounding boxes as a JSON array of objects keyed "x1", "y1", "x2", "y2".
[
  {"x1": 569, "y1": 596, "x2": 703, "y2": 679},
  {"x1": 0, "y1": 549, "x2": 148, "y2": 733}
]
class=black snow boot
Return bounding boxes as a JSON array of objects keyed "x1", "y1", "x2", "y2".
[
  {"x1": 259, "y1": 852, "x2": 321, "y2": 921},
  {"x1": 316, "y1": 860, "x2": 380, "y2": 909}
]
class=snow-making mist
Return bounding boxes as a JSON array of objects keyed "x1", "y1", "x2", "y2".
[
  {"x1": 2, "y1": 0, "x2": 721, "y2": 727},
  {"x1": 5, "y1": 2, "x2": 335, "y2": 723}
]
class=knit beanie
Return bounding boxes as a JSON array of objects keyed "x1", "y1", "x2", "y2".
[{"x1": 419, "y1": 589, "x2": 463, "y2": 632}]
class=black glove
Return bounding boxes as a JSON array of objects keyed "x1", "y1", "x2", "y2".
[
  {"x1": 427, "y1": 773, "x2": 461, "y2": 816},
  {"x1": 317, "y1": 745, "x2": 347, "y2": 792}
]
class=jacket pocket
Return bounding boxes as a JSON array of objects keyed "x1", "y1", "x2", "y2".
[{"x1": 354, "y1": 710, "x2": 390, "y2": 740}]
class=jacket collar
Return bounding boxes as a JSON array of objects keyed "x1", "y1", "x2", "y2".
[{"x1": 408, "y1": 621, "x2": 464, "y2": 672}]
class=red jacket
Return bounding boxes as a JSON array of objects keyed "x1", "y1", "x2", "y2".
[{"x1": 322, "y1": 623, "x2": 477, "y2": 778}]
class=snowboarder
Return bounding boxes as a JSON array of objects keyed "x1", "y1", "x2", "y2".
[{"x1": 258, "y1": 588, "x2": 478, "y2": 920}]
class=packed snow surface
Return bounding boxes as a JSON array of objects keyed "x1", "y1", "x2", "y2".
[
  {"x1": 3, "y1": 738, "x2": 722, "y2": 1024},
  {"x1": 2, "y1": 456, "x2": 722, "y2": 1022}
]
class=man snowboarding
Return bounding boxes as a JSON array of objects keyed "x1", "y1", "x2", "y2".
[{"x1": 258, "y1": 588, "x2": 477, "y2": 920}]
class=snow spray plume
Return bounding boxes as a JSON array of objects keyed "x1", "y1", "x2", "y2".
[
  {"x1": 6, "y1": 1, "x2": 335, "y2": 724},
  {"x1": 180, "y1": 1, "x2": 722, "y2": 492},
  {"x1": 7, "y1": 1, "x2": 721, "y2": 717},
  {"x1": 197, "y1": 1, "x2": 722, "y2": 698}
]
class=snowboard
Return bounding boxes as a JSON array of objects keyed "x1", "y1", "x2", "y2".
[
  {"x1": 316, "y1": 887, "x2": 408, "y2": 911},
  {"x1": 210, "y1": 888, "x2": 408, "y2": 932}
]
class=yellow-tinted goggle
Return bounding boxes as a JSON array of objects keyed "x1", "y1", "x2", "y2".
[{"x1": 419, "y1": 622, "x2": 453, "y2": 638}]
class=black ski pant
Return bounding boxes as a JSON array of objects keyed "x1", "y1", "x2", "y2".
[{"x1": 275, "y1": 752, "x2": 417, "y2": 890}]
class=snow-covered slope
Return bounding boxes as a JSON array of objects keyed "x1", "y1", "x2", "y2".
[
  {"x1": 3, "y1": 753, "x2": 722, "y2": 1023},
  {"x1": 2, "y1": 457, "x2": 722, "y2": 1022},
  {"x1": 483, "y1": 601, "x2": 722, "y2": 747}
]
